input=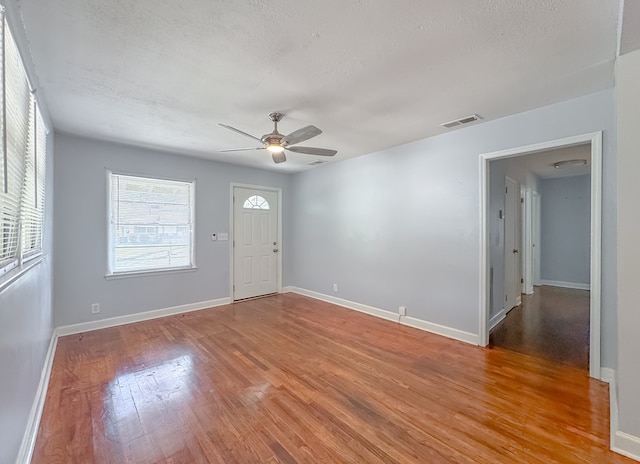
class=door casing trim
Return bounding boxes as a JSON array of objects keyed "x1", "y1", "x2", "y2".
[{"x1": 479, "y1": 131, "x2": 602, "y2": 379}]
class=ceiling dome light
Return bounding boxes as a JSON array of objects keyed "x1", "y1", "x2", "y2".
[
  {"x1": 553, "y1": 159, "x2": 587, "y2": 169},
  {"x1": 266, "y1": 143, "x2": 284, "y2": 153}
]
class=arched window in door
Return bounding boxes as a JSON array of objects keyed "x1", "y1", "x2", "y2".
[{"x1": 243, "y1": 195, "x2": 270, "y2": 210}]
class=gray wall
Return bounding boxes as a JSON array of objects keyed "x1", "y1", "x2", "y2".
[
  {"x1": 53, "y1": 133, "x2": 292, "y2": 327},
  {"x1": 616, "y1": 48, "x2": 640, "y2": 441},
  {"x1": 0, "y1": 148, "x2": 54, "y2": 463},
  {"x1": 289, "y1": 89, "x2": 617, "y2": 368},
  {"x1": 540, "y1": 175, "x2": 591, "y2": 285},
  {"x1": 0, "y1": 1, "x2": 55, "y2": 462}
]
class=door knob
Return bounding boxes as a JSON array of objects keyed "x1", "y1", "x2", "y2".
[
  {"x1": 273, "y1": 248, "x2": 279, "y2": 252},
  {"x1": 513, "y1": 249, "x2": 519, "y2": 253}
]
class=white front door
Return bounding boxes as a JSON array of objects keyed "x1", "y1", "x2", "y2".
[
  {"x1": 232, "y1": 187, "x2": 279, "y2": 300},
  {"x1": 504, "y1": 177, "x2": 520, "y2": 311}
]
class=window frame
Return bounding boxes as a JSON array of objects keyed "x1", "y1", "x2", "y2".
[
  {"x1": 243, "y1": 194, "x2": 270, "y2": 210},
  {"x1": 106, "y1": 170, "x2": 197, "y2": 278}
]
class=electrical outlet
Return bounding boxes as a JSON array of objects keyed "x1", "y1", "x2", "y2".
[
  {"x1": 398, "y1": 306, "x2": 407, "y2": 316},
  {"x1": 91, "y1": 303, "x2": 100, "y2": 314},
  {"x1": 333, "y1": 283, "x2": 338, "y2": 292},
  {"x1": 211, "y1": 233, "x2": 217, "y2": 241}
]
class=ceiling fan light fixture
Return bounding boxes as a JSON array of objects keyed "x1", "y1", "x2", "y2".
[
  {"x1": 266, "y1": 143, "x2": 285, "y2": 153},
  {"x1": 553, "y1": 159, "x2": 587, "y2": 169}
]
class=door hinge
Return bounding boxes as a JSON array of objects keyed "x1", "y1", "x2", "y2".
[
  {"x1": 505, "y1": 187, "x2": 508, "y2": 194},
  {"x1": 505, "y1": 294, "x2": 508, "y2": 301},
  {"x1": 521, "y1": 198, "x2": 524, "y2": 203},
  {"x1": 521, "y1": 278, "x2": 524, "y2": 283}
]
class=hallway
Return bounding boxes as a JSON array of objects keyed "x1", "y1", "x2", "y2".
[{"x1": 490, "y1": 285, "x2": 590, "y2": 370}]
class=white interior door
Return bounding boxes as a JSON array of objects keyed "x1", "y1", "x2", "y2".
[
  {"x1": 504, "y1": 177, "x2": 520, "y2": 311},
  {"x1": 233, "y1": 187, "x2": 279, "y2": 300}
]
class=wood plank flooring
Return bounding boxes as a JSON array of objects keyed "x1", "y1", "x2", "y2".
[
  {"x1": 33, "y1": 293, "x2": 631, "y2": 463},
  {"x1": 490, "y1": 286, "x2": 590, "y2": 369}
]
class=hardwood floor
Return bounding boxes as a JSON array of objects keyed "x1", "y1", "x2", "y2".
[
  {"x1": 33, "y1": 293, "x2": 631, "y2": 463},
  {"x1": 490, "y1": 285, "x2": 590, "y2": 370}
]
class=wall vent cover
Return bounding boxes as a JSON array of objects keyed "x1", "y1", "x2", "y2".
[{"x1": 440, "y1": 114, "x2": 481, "y2": 128}]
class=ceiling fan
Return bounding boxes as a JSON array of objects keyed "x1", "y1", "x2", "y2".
[{"x1": 219, "y1": 112, "x2": 337, "y2": 164}]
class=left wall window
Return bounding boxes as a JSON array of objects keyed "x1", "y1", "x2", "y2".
[{"x1": 0, "y1": 10, "x2": 47, "y2": 277}]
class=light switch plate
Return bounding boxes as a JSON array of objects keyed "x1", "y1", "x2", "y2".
[{"x1": 218, "y1": 233, "x2": 228, "y2": 241}]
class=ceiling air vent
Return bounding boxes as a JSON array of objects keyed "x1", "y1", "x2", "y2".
[
  {"x1": 440, "y1": 114, "x2": 481, "y2": 129},
  {"x1": 308, "y1": 160, "x2": 327, "y2": 166}
]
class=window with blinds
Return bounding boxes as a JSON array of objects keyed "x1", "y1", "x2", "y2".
[
  {"x1": 108, "y1": 173, "x2": 195, "y2": 275},
  {"x1": 0, "y1": 11, "x2": 47, "y2": 277}
]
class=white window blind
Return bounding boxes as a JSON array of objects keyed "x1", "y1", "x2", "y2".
[
  {"x1": 108, "y1": 173, "x2": 195, "y2": 275},
  {"x1": 1, "y1": 13, "x2": 47, "y2": 276},
  {"x1": 0, "y1": 11, "x2": 48, "y2": 277},
  {"x1": 22, "y1": 99, "x2": 45, "y2": 257}
]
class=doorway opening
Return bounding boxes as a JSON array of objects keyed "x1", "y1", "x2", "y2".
[{"x1": 479, "y1": 132, "x2": 602, "y2": 378}]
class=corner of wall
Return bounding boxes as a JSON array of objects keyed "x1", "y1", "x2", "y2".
[{"x1": 601, "y1": 368, "x2": 640, "y2": 461}]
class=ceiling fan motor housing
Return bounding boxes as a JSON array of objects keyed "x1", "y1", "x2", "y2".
[
  {"x1": 263, "y1": 112, "x2": 285, "y2": 146},
  {"x1": 262, "y1": 133, "x2": 284, "y2": 145}
]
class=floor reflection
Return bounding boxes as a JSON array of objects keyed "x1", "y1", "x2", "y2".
[
  {"x1": 490, "y1": 285, "x2": 590, "y2": 369},
  {"x1": 103, "y1": 353, "x2": 195, "y2": 453}
]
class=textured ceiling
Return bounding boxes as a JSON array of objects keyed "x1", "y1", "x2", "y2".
[
  {"x1": 19, "y1": 0, "x2": 620, "y2": 172},
  {"x1": 620, "y1": 0, "x2": 640, "y2": 56}
]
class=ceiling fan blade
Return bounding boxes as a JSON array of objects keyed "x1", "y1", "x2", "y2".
[
  {"x1": 272, "y1": 152, "x2": 287, "y2": 164},
  {"x1": 287, "y1": 146, "x2": 337, "y2": 157},
  {"x1": 219, "y1": 124, "x2": 263, "y2": 143},
  {"x1": 219, "y1": 147, "x2": 264, "y2": 152},
  {"x1": 282, "y1": 125, "x2": 322, "y2": 146}
]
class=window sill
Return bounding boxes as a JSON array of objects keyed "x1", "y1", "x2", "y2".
[
  {"x1": 105, "y1": 266, "x2": 197, "y2": 280},
  {"x1": 0, "y1": 254, "x2": 47, "y2": 294}
]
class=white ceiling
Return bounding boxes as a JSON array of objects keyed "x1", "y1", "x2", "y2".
[
  {"x1": 621, "y1": 0, "x2": 640, "y2": 55},
  {"x1": 505, "y1": 144, "x2": 591, "y2": 179},
  {"x1": 19, "y1": 0, "x2": 620, "y2": 172}
]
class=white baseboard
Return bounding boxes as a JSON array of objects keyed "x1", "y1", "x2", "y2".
[
  {"x1": 489, "y1": 307, "x2": 508, "y2": 330},
  {"x1": 287, "y1": 287, "x2": 400, "y2": 323},
  {"x1": 600, "y1": 367, "x2": 640, "y2": 461},
  {"x1": 56, "y1": 297, "x2": 231, "y2": 336},
  {"x1": 540, "y1": 280, "x2": 590, "y2": 290},
  {"x1": 400, "y1": 315, "x2": 479, "y2": 345},
  {"x1": 601, "y1": 367, "x2": 618, "y2": 451},
  {"x1": 614, "y1": 431, "x2": 640, "y2": 461},
  {"x1": 285, "y1": 287, "x2": 478, "y2": 345},
  {"x1": 601, "y1": 367, "x2": 616, "y2": 384},
  {"x1": 15, "y1": 330, "x2": 58, "y2": 464}
]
